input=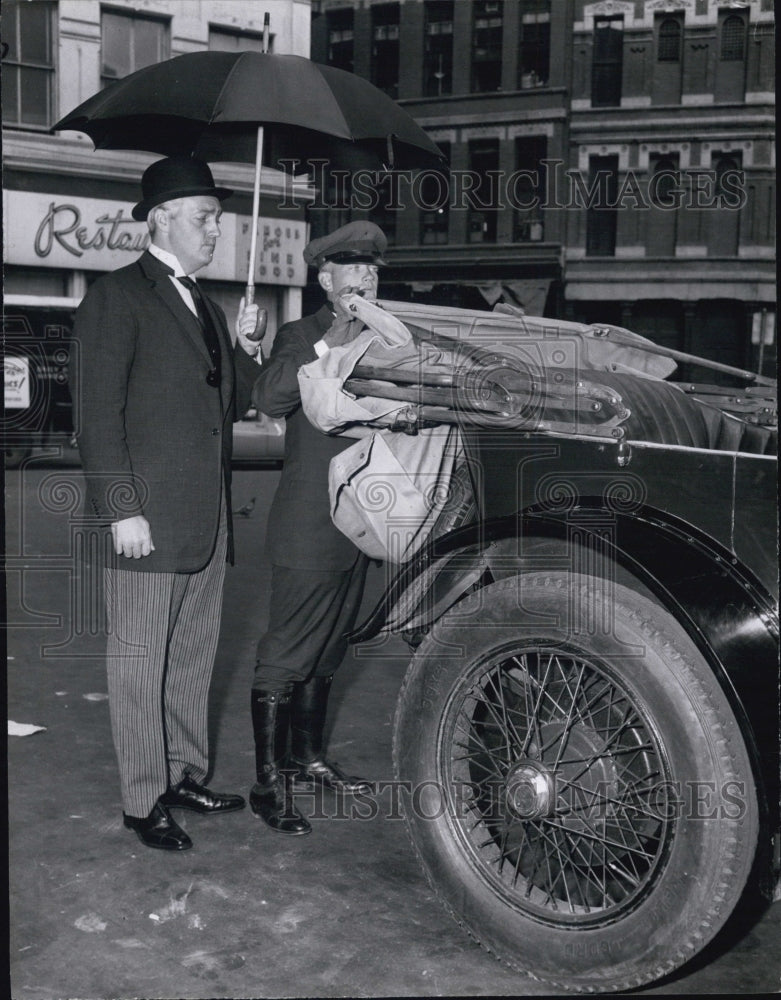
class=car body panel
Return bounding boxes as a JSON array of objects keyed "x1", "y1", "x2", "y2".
[{"x1": 344, "y1": 301, "x2": 778, "y2": 877}]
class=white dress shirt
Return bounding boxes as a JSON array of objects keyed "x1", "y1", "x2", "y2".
[{"x1": 148, "y1": 243, "x2": 199, "y2": 318}]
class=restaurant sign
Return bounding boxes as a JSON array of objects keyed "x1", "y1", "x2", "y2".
[{"x1": 3, "y1": 189, "x2": 308, "y2": 286}]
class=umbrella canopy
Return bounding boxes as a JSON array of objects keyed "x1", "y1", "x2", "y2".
[{"x1": 53, "y1": 50, "x2": 445, "y2": 172}]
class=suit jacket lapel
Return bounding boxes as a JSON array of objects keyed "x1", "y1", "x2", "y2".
[
  {"x1": 200, "y1": 291, "x2": 235, "y2": 405},
  {"x1": 137, "y1": 252, "x2": 212, "y2": 366},
  {"x1": 138, "y1": 251, "x2": 235, "y2": 411}
]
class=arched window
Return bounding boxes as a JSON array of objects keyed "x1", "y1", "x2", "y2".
[
  {"x1": 653, "y1": 156, "x2": 678, "y2": 204},
  {"x1": 715, "y1": 154, "x2": 740, "y2": 196},
  {"x1": 657, "y1": 18, "x2": 681, "y2": 62},
  {"x1": 720, "y1": 15, "x2": 745, "y2": 60}
]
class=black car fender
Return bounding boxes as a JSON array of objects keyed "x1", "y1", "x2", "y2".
[{"x1": 351, "y1": 504, "x2": 779, "y2": 853}]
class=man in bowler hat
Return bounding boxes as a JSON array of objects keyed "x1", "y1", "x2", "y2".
[
  {"x1": 249, "y1": 221, "x2": 387, "y2": 835},
  {"x1": 70, "y1": 156, "x2": 265, "y2": 851}
]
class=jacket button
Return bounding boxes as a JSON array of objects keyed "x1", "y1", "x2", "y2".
[{"x1": 211, "y1": 428, "x2": 219, "y2": 436}]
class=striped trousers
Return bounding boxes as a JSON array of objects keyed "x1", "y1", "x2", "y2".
[{"x1": 104, "y1": 518, "x2": 227, "y2": 817}]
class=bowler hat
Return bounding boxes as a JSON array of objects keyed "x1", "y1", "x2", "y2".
[
  {"x1": 303, "y1": 221, "x2": 387, "y2": 269},
  {"x1": 132, "y1": 156, "x2": 233, "y2": 221}
]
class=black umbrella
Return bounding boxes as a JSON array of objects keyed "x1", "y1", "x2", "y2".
[{"x1": 53, "y1": 51, "x2": 445, "y2": 300}]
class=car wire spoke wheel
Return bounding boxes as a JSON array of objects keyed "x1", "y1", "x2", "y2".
[
  {"x1": 445, "y1": 647, "x2": 673, "y2": 924},
  {"x1": 394, "y1": 573, "x2": 760, "y2": 993}
]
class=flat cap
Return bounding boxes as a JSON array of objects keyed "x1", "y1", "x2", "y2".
[{"x1": 303, "y1": 221, "x2": 387, "y2": 269}]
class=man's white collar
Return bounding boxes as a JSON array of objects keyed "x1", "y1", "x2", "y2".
[{"x1": 149, "y1": 243, "x2": 188, "y2": 278}]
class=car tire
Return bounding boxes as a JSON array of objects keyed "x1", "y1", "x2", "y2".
[{"x1": 393, "y1": 572, "x2": 759, "y2": 993}]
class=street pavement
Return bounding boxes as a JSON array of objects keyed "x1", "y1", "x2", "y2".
[{"x1": 6, "y1": 462, "x2": 780, "y2": 999}]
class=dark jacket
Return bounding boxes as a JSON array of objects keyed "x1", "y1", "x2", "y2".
[
  {"x1": 253, "y1": 304, "x2": 361, "y2": 571},
  {"x1": 70, "y1": 250, "x2": 259, "y2": 572}
]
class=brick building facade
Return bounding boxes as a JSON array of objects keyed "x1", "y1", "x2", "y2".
[{"x1": 310, "y1": 0, "x2": 776, "y2": 376}]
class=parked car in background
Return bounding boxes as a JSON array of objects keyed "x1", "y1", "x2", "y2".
[{"x1": 231, "y1": 406, "x2": 285, "y2": 466}]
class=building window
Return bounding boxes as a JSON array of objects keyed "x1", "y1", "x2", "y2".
[
  {"x1": 585, "y1": 155, "x2": 618, "y2": 256},
  {"x1": 657, "y1": 18, "x2": 682, "y2": 62},
  {"x1": 2, "y1": 0, "x2": 55, "y2": 129},
  {"x1": 468, "y1": 140, "x2": 500, "y2": 242},
  {"x1": 101, "y1": 8, "x2": 169, "y2": 87},
  {"x1": 714, "y1": 152, "x2": 742, "y2": 198},
  {"x1": 424, "y1": 2, "x2": 454, "y2": 97},
  {"x1": 519, "y1": 2, "x2": 550, "y2": 89},
  {"x1": 471, "y1": 1, "x2": 503, "y2": 93},
  {"x1": 209, "y1": 26, "x2": 267, "y2": 54},
  {"x1": 591, "y1": 16, "x2": 623, "y2": 107},
  {"x1": 371, "y1": 3, "x2": 400, "y2": 99},
  {"x1": 419, "y1": 145, "x2": 451, "y2": 244},
  {"x1": 513, "y1": 136, "x2": 547, "y2": 242},
  {"x1": 647, "y1": 154, "x2": 679, "y2": 256},
  {"x1": 326, "y1": 8, "x2": 354, "y2": 72},
  {"x1": 720, "y1": 15, "x2": 746, "y2": 61},
  {"x1": 651, "y1": 155, "x2": 679, "y2": 202}
]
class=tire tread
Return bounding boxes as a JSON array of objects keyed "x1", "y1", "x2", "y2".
[{"x1": 392, "y1": 573, "x2": 759, "y2": 994}]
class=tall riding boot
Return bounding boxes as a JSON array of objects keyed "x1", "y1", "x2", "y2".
[
  {"x1": 290, "y1": 675, "x2": 372, "y2": 794},
  {"x1": 249, "y1": 689, "x2": 311, "y2": 835}
]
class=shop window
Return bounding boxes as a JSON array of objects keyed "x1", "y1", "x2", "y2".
[
  {"x1": 585, "y1": 155, "x2": 618, "y2": 257},
  {"x1": 657, "y1": 18, "x2": 681, "y2": 62},
  {"x1": 369, "y1": 174, "x2": 398, "y2": 245},
  {"x1": 519, "y1": 2, "x2": 550, "y2": 89},
  {"x1": 691, "y1": 300, "x2": 747, "y2": 378},
  {"x1": 629, "y1": 301, "x2": 684, "y2": 353},
  {"x1": 471, "y1": 1, "x2": 503, "y2": 93},
  {"x1": 371, "y1": 3, "x2": 400, "y2": 99},
  {"x1": 208, "y1": 26, "x2": 267, "y2": 54},
  {"x1": 513, "y1": 136, "x2": 547, "y2": 242},
  {"x1": 418, "y1": 145, "x2": 451, "y2": 244},
  {"x1": 326, "y1": 8, "x2": 354, "y2": 72},
  {"x1": 591, "y1": 16, "x2": 623, "y2": 107},
  {"x1": 424, "y1": 1, "x2": 454, "y2": 96},
  {"x1": 101, "y1": 8, "x2": 169, "y2": 87},
  {"x1": 720, "y1": 14, "x2": 746, "y2": 61},
  {"x1": 2, "y1": 0, "x2": 55, "y2": 129},
  {"x1": 309, "y1": 168, "x2": 352, "y2": 239},
  {"x1": 468, "y1": 140, "x2": 500, "y2": 243}
]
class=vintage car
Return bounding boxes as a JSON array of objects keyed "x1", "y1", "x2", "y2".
[{"x1": 339, "y1": 299, "x2": 778, "y2": 993}]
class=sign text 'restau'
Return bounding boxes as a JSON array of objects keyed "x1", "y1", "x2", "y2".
[{"x1": 35, "y1": 203, "x2": 150, "y2": 259}]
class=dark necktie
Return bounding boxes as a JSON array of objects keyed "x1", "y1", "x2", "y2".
[{"x1": 178, "y1": 275, "x2": 221, "y2": 388}]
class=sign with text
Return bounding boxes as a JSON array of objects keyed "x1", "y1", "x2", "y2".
[
  {"x1": 3, "y1": 190, "x2": 308, "y2": 287},
  {"x1": 236, "y1": 217, "x2": 308, "y2": 286},
  {"x1": 4, "y1": 356, "x2": 30, "y2": 409}
]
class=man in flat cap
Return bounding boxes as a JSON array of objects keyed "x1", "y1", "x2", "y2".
[
  {"x1": 70, "y1": 156, "x2": 265, "y2": 851},
  {"x1": 248, "y1": 221, "x2": 387, "y2": 835}
]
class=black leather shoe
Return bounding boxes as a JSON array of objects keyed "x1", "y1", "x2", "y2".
[
  {"x1": 291, "y1": 755, "x2": 373, "y2": 795},
  {"x1": 123, "y1": 802, "x2": 193, "y2": 851},
  {"x1": 159, "y1": 775, "x2": 246, "y2": 814}
]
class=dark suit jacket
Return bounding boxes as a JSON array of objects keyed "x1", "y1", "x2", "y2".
[
  {"x1": 70, "y1": 250, "x2": 259, "y2": 573},
  {"x1": 253, "y1": 305, "x2": 361, "y2": 572}
]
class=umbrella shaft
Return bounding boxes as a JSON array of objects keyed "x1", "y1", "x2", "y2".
[{"x1": 246, "y1": 125, "x2": 264, "y2": 306}]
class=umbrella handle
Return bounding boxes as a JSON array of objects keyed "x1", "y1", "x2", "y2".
[{"x1": 246, "y1": 124, "x2": 264, "y2": 306}]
